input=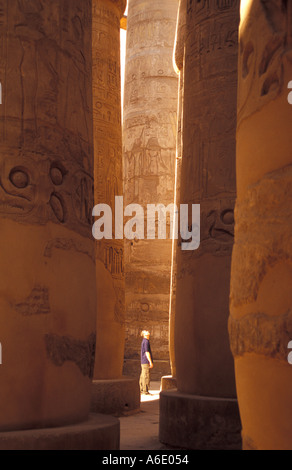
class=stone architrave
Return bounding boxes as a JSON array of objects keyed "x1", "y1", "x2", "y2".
[
  {"x1": 160, "y1": 0, "x2": 242, "y2": 450},
  {"x1": 0, "y1": 0, "x2": 97, "y2": 432},
  {"x1": 229, "y1": 0, "x2": 292, "y2": 451},
  {"x1": 123, "y1": 0, "x2": 179, "y2": 380},
  {"x1": 91, "y1": 0, "x2": 140, "y2": 416}
]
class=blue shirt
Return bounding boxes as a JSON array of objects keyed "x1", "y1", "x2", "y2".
[{"x1": 141, "y1": 338, "x2": 153, "y2": 365}]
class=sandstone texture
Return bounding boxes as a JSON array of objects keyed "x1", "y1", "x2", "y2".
[
  {"x1": 0, "y1": 0, "x2": 96, "y2": 431},
  {"x1": 123, "y1": 0, "x2": 179, "y2": 380},
  {"x1": 92, "y1": 0, "x2": 127, "y2": 380},
  {"x1": 159, "y1": 0, "x2": 241, "y2": 451},
  {"x1": 175, "y1": 0, "x2": 240, "y2": 398},
  {"x1": 229, "y1": 0, "x2": 292, "y2": 450}
]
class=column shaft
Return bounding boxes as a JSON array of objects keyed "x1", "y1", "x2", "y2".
[
  {"x1": 92, "y1": 0, "x2": 127, "y2": 380},
  {"x1": 123, "y1": 0, "x2": 179, "y2": 380},
  {"x1": 0, "y1": 0, "x2": 95, "y2": 431},
  {"x1": 229, "y1": 0, "x2": 292, "y2": 450},
  {"x1": 175, "y1": 0, "x2": 239, "y2": 399},
  {"x1": 160, "y1": 0, "x2": 242, "y2": 450}
]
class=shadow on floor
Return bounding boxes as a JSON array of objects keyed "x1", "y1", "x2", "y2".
[{"x1": 119, "y1": 381, "x2": 179, "y2": 451}]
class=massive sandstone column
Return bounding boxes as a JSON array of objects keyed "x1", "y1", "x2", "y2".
[
  {"x1": 91, "y1": 0, "x2": 140, "y2": 416},
  {"x1": 160, "y1": 0, "x2": 241, "y2": 450},
  {"x1": 123, "y1": 0, "x2": 179, "y2": 380},
  {"x1": 229, "y1": 0, "x2": 292, "y2": 450},
  {"x1": 0, "y1": 0, "x2": 119, "y2": 448},
  {"x1": 162, "y1": 0, "x2": 187, "y2": 391}
]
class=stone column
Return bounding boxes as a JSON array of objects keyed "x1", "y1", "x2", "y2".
[
  {"x1": 229, "y1": 0, "x2": 292, "y2": 450},
  {"x1": 123, "y1": 0, "x2": 179, "y2": 381},
  {"x1": 160, "y1": 0, "x2": 242, "y2": 450},
  {"x1": 91, "y1": 0, "x2": 140, "y2": 416},
  {"x1": 0, "y1": 0, "x2": 119, "y2": 449},
  {"x1": 161, "y1": 0, "x2": 187, "y2": 392}
]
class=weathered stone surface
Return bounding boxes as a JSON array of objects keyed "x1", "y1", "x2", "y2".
[
  {"x1": 175, "y1": 0, "x2": 240, "y2": 398},
  {"x1": 0, "y1": 413, "x2": 120, "y2": 450},
  {"x1": 92, "y1": 0, "x2": 127, "y2": 379},
  {"x1": 159, "y1": 390, "x2": 242, "y2": 450},
  {"x1": 160, "y1": 375, "x2": 177, "y2": 391},
  {"x1": 229, "y1": 0, "x2": 292, "y2": 450},
  {"x1": 91, "y1": 377, "x2": 140, "y2": 416},
  {"x1": 159, "y1": 0, "x2": 241, "y2": 451},
  {"x1": 168, "y1": 0, "x2": 187, "y2": 379},
  {"x1": 123, "y1": 0, "x2": 179, "y2": 380},
  {"x1": 229, "y1": 311, "x2": 292, "y2": 360},
  {"x1": 0, "y1": 0, "x2": 96, "y2": 431},
  {"x1": 44, "y1": 333, "x2": 96, "y2": 378},
  {"x1": 0, "y1": 1, "x2": 94, "y2": 237}
]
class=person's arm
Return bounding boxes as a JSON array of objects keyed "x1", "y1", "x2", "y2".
[{"x1": 146, "y1": 351, "x2": 153, "y2": 368}]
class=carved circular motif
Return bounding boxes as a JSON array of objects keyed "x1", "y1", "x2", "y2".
[
  {"x1": 50, "y1": 163, "x2": 66, "y2": 186},
  {"x1": 50, "y1": 167, "x2": 64, "y2": 186},
  {"x1": 49, "y1": 193, "x2": 65, "y2": 223},
  {"x1": 9, "y1": 168, "x2": 29, "y2": 188},
  {"x1": 221, "y1": 209, "x2": 234, "y2": 225},
  {"x1": 141, "y1": 303, "x2": 149, "y2": 313}
]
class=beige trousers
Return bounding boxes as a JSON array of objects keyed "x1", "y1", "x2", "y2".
[{"x1": 139, "y1": 364, "x2": 150, "y2": 393}]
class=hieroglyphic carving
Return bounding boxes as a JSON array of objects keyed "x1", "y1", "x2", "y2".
[
  {"x1": 91, "y1": 0, "x2": 126, "y2": 380},
  {"x1": 44, "y1": 237, "x2": 95, "y2": 261},
  {"x1": 103, "y1": 243, "x2": 124, "y2": 278},
  {"x1": 124, "y1": 132, "x2": 175, "y2": 204},
  {"x1": 123, "y1": 0, "x2": 179, "y2": 377},
  {"x1": 0, "y1": 152, "x2": 94, "y2": 237},
  {"x1": 238, "y1": 0, "x2": 292, "y2": 124},
  {"x1": 230, "y1": 165, "x2": 292, "y2": 308},
  {"x1": 173, "y1": 0, "x2": 240, "y2": 404},
  {"x1": 92, "y1": 0, "x2": 125, "y2": 278},
  {"x1": 180, "y1": 1, "x2": 239, "y2": 255},
  {"x1": 0, "y1": 0, "x2": 97, "y2": 431},
  {"x1": 15, "y1": 286, "x2": 50, "y2": 316},
  {"x1": 0, "y1": 1, "x2": 94, "y2": 237},
  {"x1": 228, "y1": 1, "x2": 292, "y2": 451},
  {"x1": 187, "y1": 0, "x2": 238, "y2": 14},
  {"x1": 44, "y1": 332, "x2": 96, "y2": 378},
  {"x1": 229, "y1": 311, "x2": 292, "y2": 360}
]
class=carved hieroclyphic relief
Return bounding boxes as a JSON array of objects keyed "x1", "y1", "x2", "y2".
[
  {"x1": 123, "y1": 0, "x2": 179, "y2": 378},
  {"x1": 174, "y1": 0, "x2": 240, "y2": 397},
  {"x1": 0, "y1": 0, "x2": 96, "y2": 431},
  {"x1": 14, "y1": 286, "x2": 51, "y2": 316},
  {"x1": 229, "y1": 0, "x2": 292, "y2": 359},
  {"x1": 45, "y1": 333, "x2": 96, "y2": 378},
  {"x1": 92, "y1": 0, "x2": 126, "y2": 379},
  {"x1": 237, "y1": 0, "x2": 292, "y2": 125},
  {"x1": 179, "y1": 1, "x2": 239, "y2": 262},
  {"x1": 0, "y1": 0, "x2": 94, "y2": 238},
  {"x1": 229, "y1": 1, "x2": 292, "y2": 450}
]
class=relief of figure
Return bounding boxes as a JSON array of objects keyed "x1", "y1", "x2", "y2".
[
  {"x1": 0, "y1": 0, "x2": 95, "y2": 434},
  {"x1": 238, "y1": 0, "x2": 290, "y2": 124},
  {"x1": 228, "y1": 0, "x2": 292, "y2": 450}
]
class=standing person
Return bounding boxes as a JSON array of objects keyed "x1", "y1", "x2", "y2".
[{"x1": 139, "y1": 330, "x2": 154, "y2": 395}]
